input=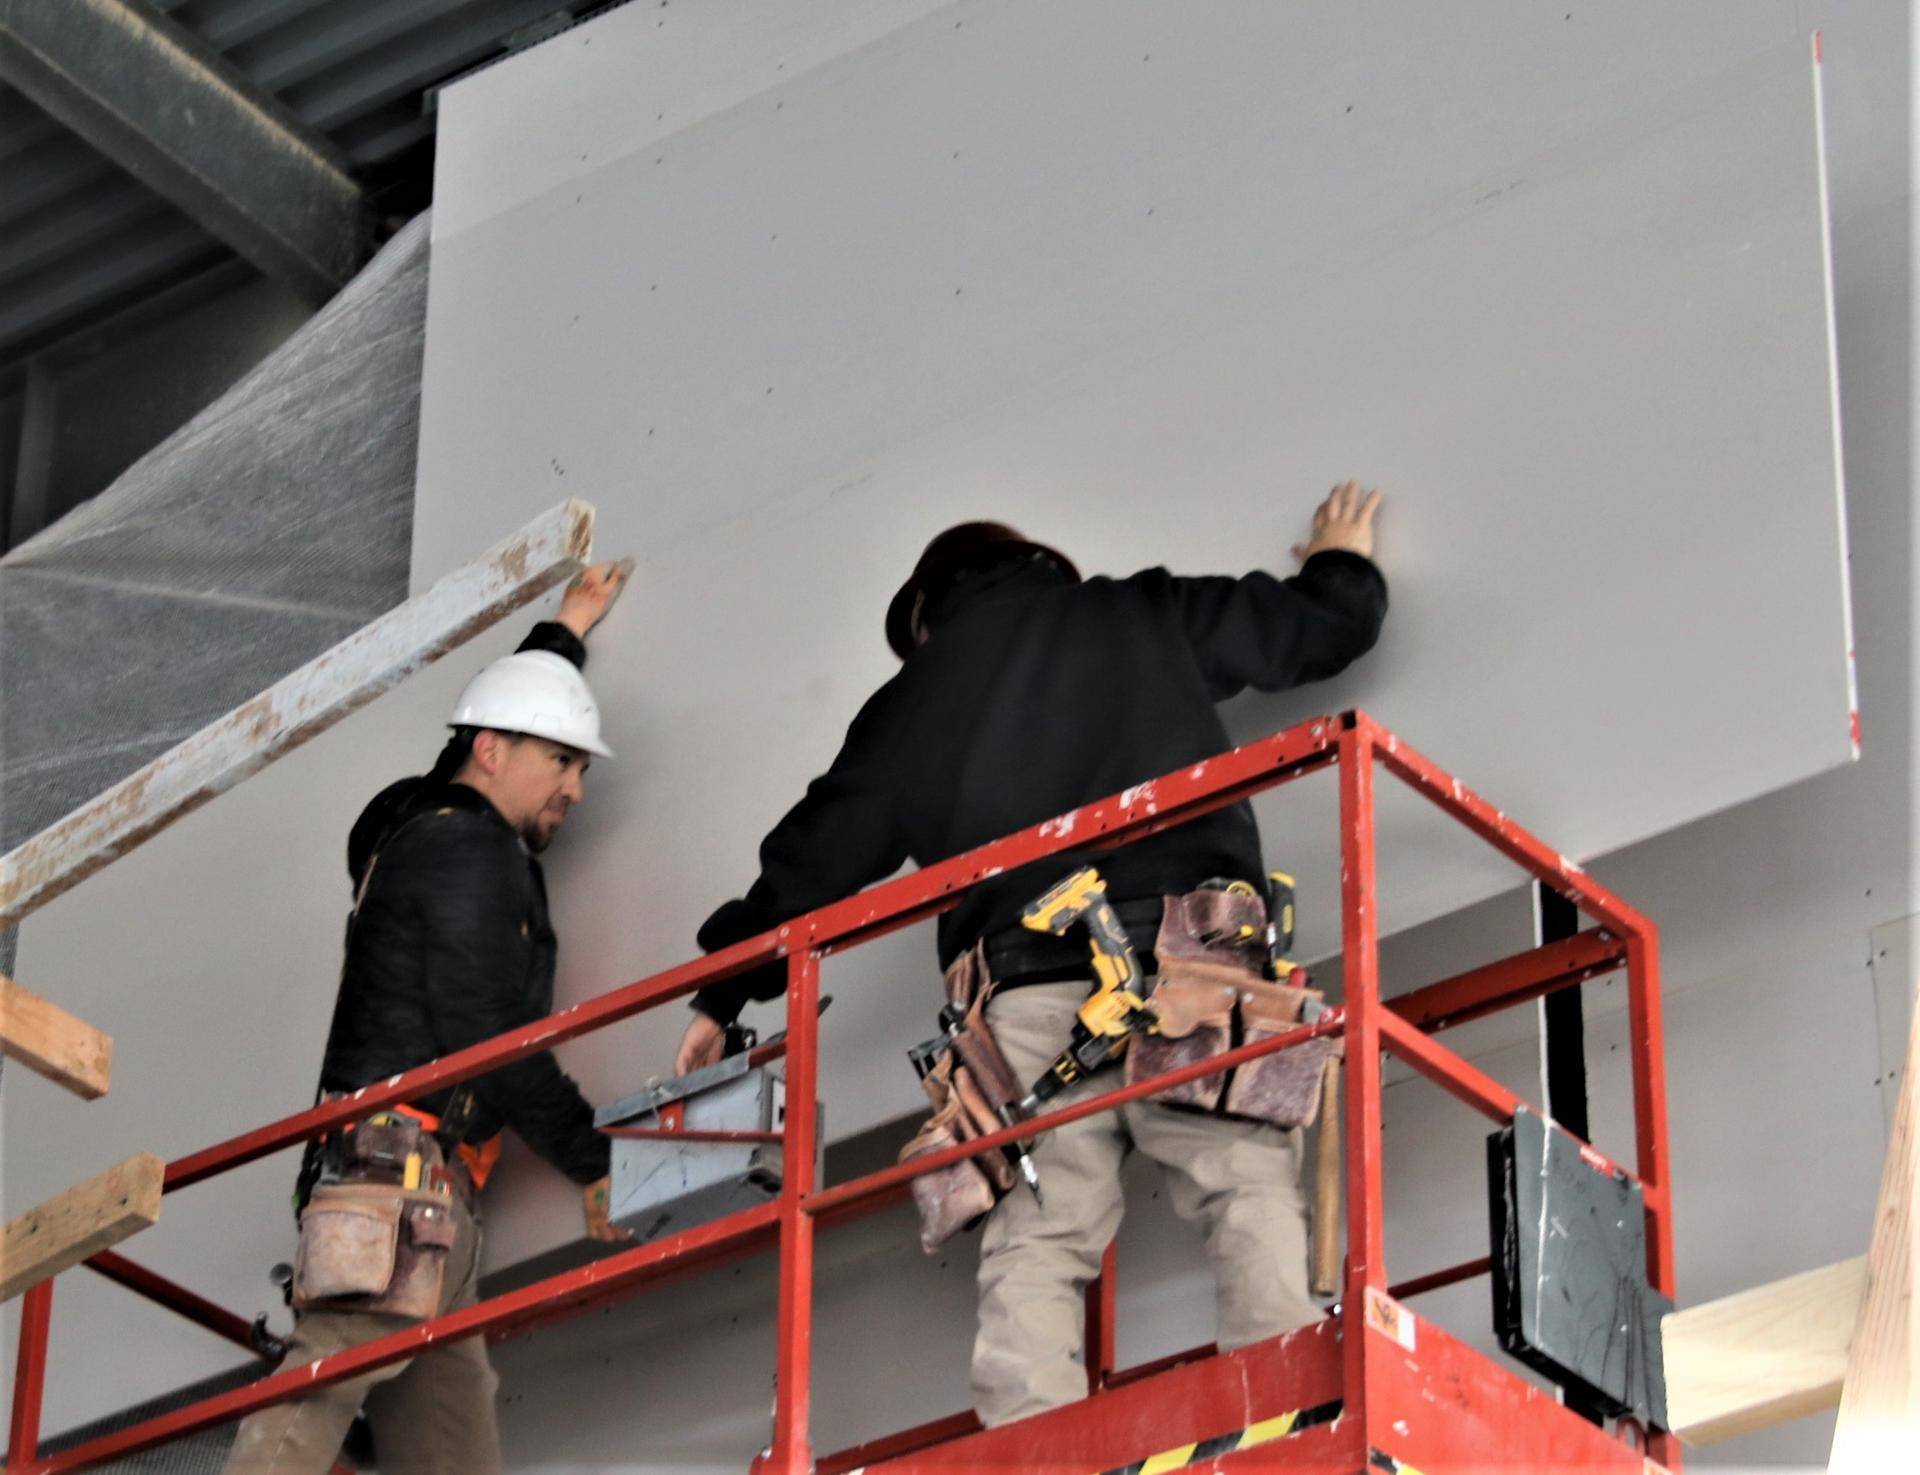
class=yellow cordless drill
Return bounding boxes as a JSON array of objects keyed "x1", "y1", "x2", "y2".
[
  {"x1": 1263, "y1": 871, "x2": 1300, "y2": 980},
  {"x1": 1014, "y1": 868, "x2": 1158, "y2": 1114}
]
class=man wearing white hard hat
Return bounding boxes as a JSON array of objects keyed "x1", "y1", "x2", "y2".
[{"x1": 223, "y1": 562, "x2": 631, "y2": 1475}]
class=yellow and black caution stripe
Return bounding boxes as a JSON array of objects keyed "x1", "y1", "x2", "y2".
[{"x1": 1094, "y1": 1399, "x2": 1343, "y2": 1475}]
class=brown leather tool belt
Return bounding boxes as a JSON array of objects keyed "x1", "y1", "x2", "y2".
[
  {"x1": 292, "y1": 1113, "x2": 460, "y2": 1319},
  {"x1": 1125, "y1": 887, "x2": 1340, "y2": 1129},
  {"x1": 897, "y1": 885, "x2": 1339, "y2": 1255}
]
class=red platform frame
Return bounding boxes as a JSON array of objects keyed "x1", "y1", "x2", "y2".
[{"x1": 5, "y1": 711, "x2": 1678, "y2": 1474}]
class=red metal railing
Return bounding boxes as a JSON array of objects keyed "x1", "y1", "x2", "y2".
[{"x1": 4, "y1": 711, "x2": 1678, "y2": 1472}]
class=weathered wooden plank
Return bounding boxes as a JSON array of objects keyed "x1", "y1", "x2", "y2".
[
  {"x1": 1829, "y1": 971, "x2": 1919, "y2": 1468},
  {"x1": 0, "y1": 972, "x2": 112, "y2": 1099},
  {"x1": 1, "y1": 1153, "x2": 164, "y2": 1302},
  {"x1": 0, "y1": 498, "x2": 594, "y2": 929},
  {"x1": 1663, "y1": 1255, "x2": 1869, "y2": 1444}
]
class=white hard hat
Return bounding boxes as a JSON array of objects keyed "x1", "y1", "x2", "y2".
[{"x1": 449, "y1": 651, "x2": 614, "y2": 759}]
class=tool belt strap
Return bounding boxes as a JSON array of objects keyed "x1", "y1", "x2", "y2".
[
  {"x1": 982, "y1": 895, "x2": 1165, "y2": 986},
  {"x1": 391, "y1": 1104, "x2": 502, "y2": 1191}
]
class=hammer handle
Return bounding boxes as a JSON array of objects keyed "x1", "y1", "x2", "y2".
[{"x1": 1311, "y1": 1055, "x2": 1343, "y2": 1298}]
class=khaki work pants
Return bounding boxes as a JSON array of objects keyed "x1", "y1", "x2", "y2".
[
  {"x1": 973, "y1": 981, "x2": 1319, "y2": 1427},
  {"x1": 222, "y1": 1185, "x2": 502, "y2": 1474}
]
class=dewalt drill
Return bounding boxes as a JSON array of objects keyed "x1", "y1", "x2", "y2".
[
  {"x1": 1264, "y1": 871, "x2": 1300, "y2": 980},
  {"x1": 1014, "y1": 867, "x2": 1158, "y2": 1115}
]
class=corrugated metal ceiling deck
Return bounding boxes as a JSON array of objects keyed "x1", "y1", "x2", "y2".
[{"x1": 0, "y1": 0, "x2": 595, "y2": 372}]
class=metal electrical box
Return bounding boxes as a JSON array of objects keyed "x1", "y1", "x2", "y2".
[{"x1": 595, "y1": 1053, "x2": 819, "y2": 1244}]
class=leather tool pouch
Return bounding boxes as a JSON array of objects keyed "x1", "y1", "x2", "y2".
[
  {"x1": 293, "y1": 1117, "x2": 457, "y2": 1318},
  {"x1": 343, "y1": 1114, "x2": 427, "y2": 1181},
  {"x1": 1124, "y1": 891, "x2": 1339, "y2": 1130},
  {"x1": 1223, "y1": 975, "x2": 1337, "y2": 1127},
  {"x1": 900, "y1": 945, "x2": 1023, "y2": 1253},
  {"x1": 292, "y1": 1183, "x2": 457, "y2": 1318},
  {"x1": 1126, "y1": 957, "x2": 1239, "y2": 1111}
]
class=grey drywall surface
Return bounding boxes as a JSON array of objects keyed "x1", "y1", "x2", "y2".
[
  {"x1": 1869, "y1": 913, "x2": 1916, "y2": 1127},
  {"x1": 2, "y1": 7, "x2": 1909, "y2": 1473},
  {"x1": 410, "y1": 3, "x2": 1853, "y2": 1269},
  {"x1": 420, "y1": 0, "x2": 1836, "y2": 578}
]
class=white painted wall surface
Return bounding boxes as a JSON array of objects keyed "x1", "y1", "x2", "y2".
[{"x1": 2, "y1": 4, "x2": 1909, "y2": 1472}]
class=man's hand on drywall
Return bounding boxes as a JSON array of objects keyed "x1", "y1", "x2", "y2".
[
  {"x1": 583, "y1": 1175, "x2": 633, "y2": 1243},
  {"x1": 1293, "y1": 481, "x2": 1383, "y2": 563},
  {"x1": 558, "y1": 558, "x2": 637, "y2": 639},
  {"x1": 674, "y1": 1011, "x2": 728, "y2": 1078}
]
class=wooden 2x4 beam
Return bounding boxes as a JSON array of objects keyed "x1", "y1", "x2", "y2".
[
  {"x1": 1, "y1": 1154, "x2": 164, "y2": 1303},
  {"x1": 1662, "y1": 1255, "x2": 1868, "y2": 1444},
  {"x1": 1, "y1": 972, "x2": 112, "y2": 1099},
  {"x1": 0, "y1": 498, "x2": 594, "y2": 930},
  {"x1": 1663, "y1": 976, "x2": 1916, "y2": 1452}
]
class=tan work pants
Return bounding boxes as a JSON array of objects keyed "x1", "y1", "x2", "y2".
[
  {"x1": 973, "y1": 981, "x2": 1318, "y2": 1427},
  {"x1": 221, "y1": 1186, "x2": 502, "y2": 1474}
]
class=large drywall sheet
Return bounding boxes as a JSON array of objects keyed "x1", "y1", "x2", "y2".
[
  {"x1": 421, "y1": 0, "x2": 1826, "y2": 568},
  {"x1": 493, "y1": 166, "x2": 1909, "y2": 1474},
  {"x1": 419, "y1": 8, "x2": 1848, "y2": 1163},
  {"x1": 0, "y1": 5, "x2": 1883, "y2": 1445}
]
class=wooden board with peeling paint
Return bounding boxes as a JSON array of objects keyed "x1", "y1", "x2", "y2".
[{"x1": 0, "y1": 498, "x2": 594, "y2": 930}]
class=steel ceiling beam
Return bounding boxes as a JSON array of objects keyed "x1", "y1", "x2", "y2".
[{"x1": 0, "y1": 0, "x2": 365, "y2": 302}]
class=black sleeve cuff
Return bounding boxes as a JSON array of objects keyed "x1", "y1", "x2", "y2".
[
  {"x1": 1299, "y1": 548, "x2": 1385, "y2": 588},
  {"x1": 691, "y1": 898, "x2": 790, "y2": 1025},
  {"x1": 690, "y1": 985, "x2": 746, "y2": 1027},
  {"x1": 690, "y1": 957, "x2": 789, "y2": 1027},
  {"x1": 517, "y1": 621, "x2": 588, "y2": 669},
  {"x1": 565, "y1": 1132, "x2": 612, "y2": 1186}
]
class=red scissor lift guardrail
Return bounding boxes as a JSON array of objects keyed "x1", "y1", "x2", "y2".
[{"x1": 6, "y1": 711, "x2": 1679, "y2": 1474}]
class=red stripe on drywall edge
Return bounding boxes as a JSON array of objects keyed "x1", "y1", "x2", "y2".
[
  {"x1": 1813, "y1": 30, "x2": 1823, "y2": 64},
  {"x1": 1850, "y1": 710, "x2": 1861, "y2": 747},
  {"x1": 1577, "y1": 1142, "x2": 1626, "y2": 1179}
]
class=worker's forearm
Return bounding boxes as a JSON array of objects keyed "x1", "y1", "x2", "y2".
[
  {"x1": 517, "y1": 620, "x2": 587, "y2": 668},
  {"x1": 469, "y1": 1051, "x2": 610, "y2": 1184}
]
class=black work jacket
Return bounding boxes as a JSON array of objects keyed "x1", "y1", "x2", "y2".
[
  {"x1": 316, "y1": 622, "x2": 610, "y2": 1185},
  {"x1": 693, "y1": 550, "x2": 1388, "y2": 1023}
]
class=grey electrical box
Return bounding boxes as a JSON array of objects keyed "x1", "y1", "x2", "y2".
[
  {"x1": 595, "y1": 1053, "x2": 819, "y2": 1244},
  {"x1": 1488, "y1": 1105, "x2": 1670, "y2": 1428}
]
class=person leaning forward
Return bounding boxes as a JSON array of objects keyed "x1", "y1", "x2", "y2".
[
  {"x1": 673, "y1": 485, "x2": 1388, "y2": 1427},
  {"x1": 222, "y1": 562, "x2": 635, "y2": 1475}
]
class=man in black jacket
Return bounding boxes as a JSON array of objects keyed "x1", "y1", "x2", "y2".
[
  {"x1": 223, "y1": 563, "x2": 631, "y2": 1475},
  {"x1": 674, "y1": 485, "x2": 1386, "y2": 1426}
]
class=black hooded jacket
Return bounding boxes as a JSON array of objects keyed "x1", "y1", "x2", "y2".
[
  {"x1": 692, "y1": 549, "x2": 1388, "y2": 1024},
  {"x1": 317, "y1": 622, "x2": 609, "y2": 1185}
]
